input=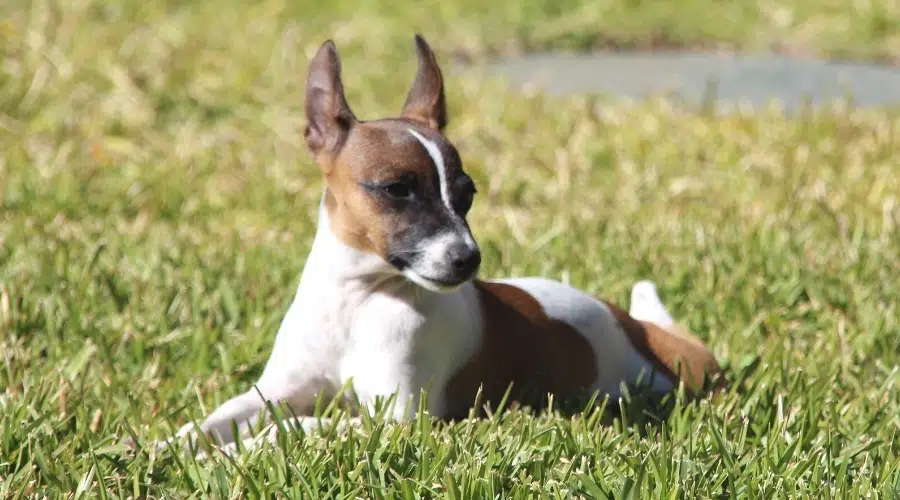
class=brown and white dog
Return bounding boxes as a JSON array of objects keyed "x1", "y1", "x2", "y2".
[{"x1": 159, "y1": 34, "x2": 725, "y2": 455}]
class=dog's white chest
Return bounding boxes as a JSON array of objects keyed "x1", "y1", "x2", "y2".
[
  {"x1": 255, "y1": 217, "x2": 483, "y2": 417},
  {"x1": 336, "y1": 288, "x2": 480, "y2": 414}
]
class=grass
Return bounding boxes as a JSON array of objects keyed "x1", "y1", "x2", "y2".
[{"x1": 2, "y1": 0, "x2": 900, "y2": 497}]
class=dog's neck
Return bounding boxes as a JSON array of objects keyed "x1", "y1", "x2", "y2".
[{"x1": 293, "y1": 191, "x2": 435, "y2": 309}]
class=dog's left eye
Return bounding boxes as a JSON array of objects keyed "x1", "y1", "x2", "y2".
[
  {"x1": 383, "y1": 182, "x2": 413, "y2": 199},
  {"x1": 456, "y1": 186, "x2": 476, "y2": 214}
]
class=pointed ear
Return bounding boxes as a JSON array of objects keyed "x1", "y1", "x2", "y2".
[
  {"x1": 401, "y1": 34, "x2": 447, "y2": 131},
  {"x1": 304, "y1": 40, "x2": 357, "y2": 157}
]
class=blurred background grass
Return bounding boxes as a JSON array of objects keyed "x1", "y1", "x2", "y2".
[{"x1": 1, "y1": 0, "x2": 899, "y2": 497}]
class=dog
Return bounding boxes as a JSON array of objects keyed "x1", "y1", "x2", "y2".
[{"x1": 156, "y1": 34, "x2": 725, "y2": 456}]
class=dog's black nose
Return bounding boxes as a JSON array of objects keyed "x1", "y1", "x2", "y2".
[{"x1": 449, "y1": 243, "x2": 481, "y2": 276}]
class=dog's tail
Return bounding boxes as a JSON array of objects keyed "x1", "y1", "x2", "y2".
[
  {"x1": 629, "y1": 280, "x2": 676, "y2": 327},
  {"x1": 626, "y1": 280, "x2": 727, "y2": 394}
]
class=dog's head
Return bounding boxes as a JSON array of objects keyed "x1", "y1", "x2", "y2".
[{"x1": 304, "y1": 35, "x2": 480, "y2": 293}]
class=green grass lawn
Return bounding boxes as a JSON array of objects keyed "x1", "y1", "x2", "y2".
[{"x1": 3, "y1": 0, "x2": 900, "y2": 497}]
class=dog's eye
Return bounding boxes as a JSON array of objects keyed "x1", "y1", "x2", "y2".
[
  {"x1": 383, "y1": 182, "x2": 413, "y2": 199},
  {"x1": 456, "y1": 185, "x2": 476, "y2": 214}
]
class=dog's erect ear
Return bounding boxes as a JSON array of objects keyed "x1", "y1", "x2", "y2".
[
  {"x1": 305, "y1": 40, "x2": 357, "y2": 157},
  {"x1": 401, "y1": 34, "x2": 447, "y2": 132}
]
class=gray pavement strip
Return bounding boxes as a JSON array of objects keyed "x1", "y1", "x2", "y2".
[{"x1": 460, "y1": 51, "x2": 900, "y2": 112}]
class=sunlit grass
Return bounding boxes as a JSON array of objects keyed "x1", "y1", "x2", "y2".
[{"x1": 2, "y1": 0, "x2": 900, "y2": 497}]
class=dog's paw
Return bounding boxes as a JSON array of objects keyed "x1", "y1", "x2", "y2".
[
  {"x1": 150, "y1": 422, "x2": 257, "y2": 459},
  {"x1": 149, "y1": 422, "x2": 204, "y2": 455}
]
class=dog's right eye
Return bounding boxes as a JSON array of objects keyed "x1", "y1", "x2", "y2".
[{"x1": 383, "y1": 182, "x2": 413, "y2": 199}]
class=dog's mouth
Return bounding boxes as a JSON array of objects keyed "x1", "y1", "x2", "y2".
[
  {"x1": 401, "y1": 269, "x2": 472, "y2": 293},
  {"x1": 387, "y1": 255, "x2": 476, "y2": 292},
  {"x1": 386, "y1": 247, "x2": 480, "y2": 293},
  {"x1": 387, "y1": 255, "x2": 409, "y2": 271}
]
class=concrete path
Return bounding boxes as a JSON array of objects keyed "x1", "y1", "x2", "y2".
[{"x1": 471, "y1": 51, "x2": 900, "y2": 111}]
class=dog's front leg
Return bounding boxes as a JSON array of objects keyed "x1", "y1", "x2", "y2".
[
  {"x1": 218, "y1": 412, "x2": 366, "y2": 456},
  {"x1": 219, "y1": 389, "x2": 413, "y2": 456},
  {"x1": 194, "y1": 387, "x2": 273, "y2": 446},
  {"x1": 154, "y1": 389, "x2": 268, "y2": 454},
  {"x1": 214, "y1": 353, "x2": 420, "y2": 455},
  {"x1": 156, "y1": 377, "x2": 319, "y2": 454}
]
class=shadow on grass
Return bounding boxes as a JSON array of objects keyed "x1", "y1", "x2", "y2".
[{"x1": 440, "y1": 362, "x2": 741, "y2": 435}]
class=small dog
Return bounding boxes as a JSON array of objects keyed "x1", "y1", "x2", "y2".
[{"x1": 159, "y1": 34, "x2": 724, "y2": 455}]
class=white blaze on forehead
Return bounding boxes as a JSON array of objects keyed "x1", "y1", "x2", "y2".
[{"x1": 407, "y1": 128, "x2": 452, "y2": 210}]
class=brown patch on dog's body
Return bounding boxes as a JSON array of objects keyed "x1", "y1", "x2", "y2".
[
  {"x1": 442, "y1": 283, "x2": 725, "y2": 419},
  {"x1": 601, "y1": 300, "x2": 725, "y2": 393},
  {"x1": 442, "y1": 280, "x2": 598, "y2": 419}
]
